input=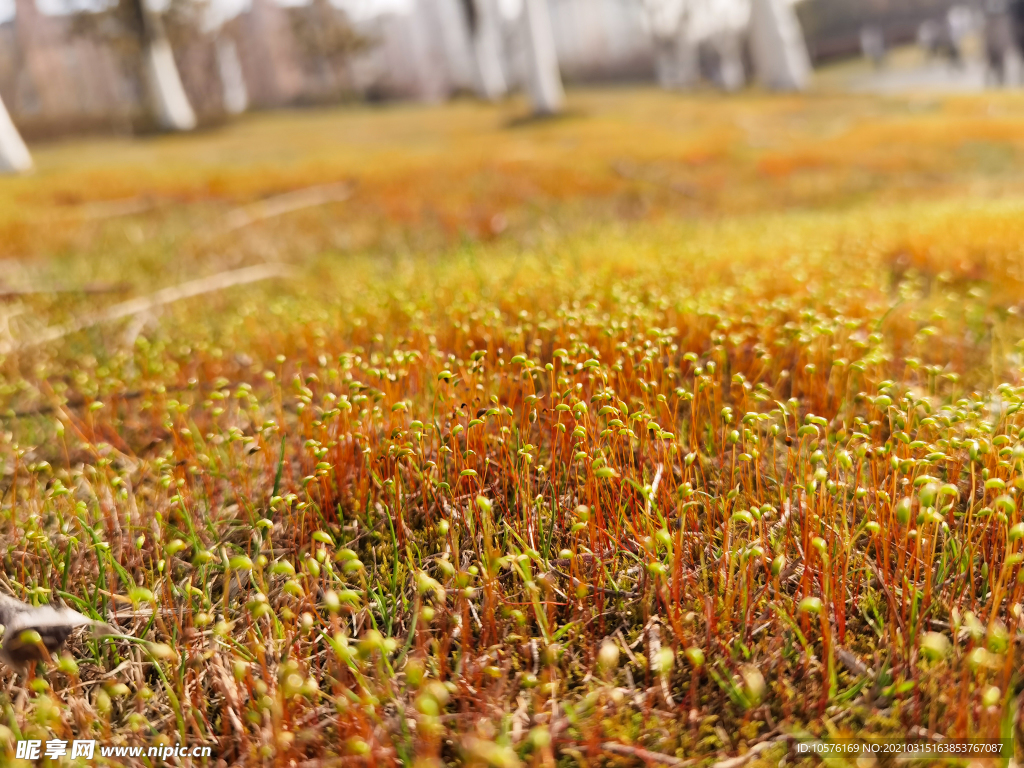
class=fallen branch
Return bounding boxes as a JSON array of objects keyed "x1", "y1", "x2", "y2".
[
  {"x1": 204, "y1": 181, "x2": 353, "y2": 239},
  {"x1": 0, "y1": 263, "x2": 295, "y2": 354}
]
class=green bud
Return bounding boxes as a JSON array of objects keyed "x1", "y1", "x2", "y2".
[
  {"x1": 919, "y1": 631, "x2": 950, "y2": 661},
  {"x1": 918, "y1": 483, "x2": 938, "y2": 508},
  {"x1": 896, "y1": 497, "x2": 912, "y2": 527},
  {"x1": 771, "y1": 554, "x2": 786, "y2": 577},
  {"x1": 685, "y1": 646, "x2": 705, "y2": 668},
  {"x1": 598, "y1": 639, "x2": 620, "y2": 671},
  {"x1": 799, "y1": 596, "x2": 823, "y2": 614}
]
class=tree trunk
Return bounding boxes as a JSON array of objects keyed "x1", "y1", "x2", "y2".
[
  {"x1": 216, "y1": 37, "x2": 249, "y2": 115},
  {"x1": 133, "y1": 0, "x2": 197, "y2": 131},
  {"x1": 644, "y1": 0, "x2": 696, "y2": 91},
  {"x1": 234, "y1": 0, "x2": 305, "y2": 108},
  {"x1": 407, "y1": 0, "x2": 454, "y2": 101},
  {"x1": 464, "y1": 0, "x2": 508, "y2": 100},
  {"x1": 653, "y1": 26, "x2": 698, "y2": 90},
  {"x1": 13, "y1": 0, "x2": 69, "y2": 119},
  {"x1": 521, "y1": 0, "x2": 564, "y2": 115},
  {"x1": 0, "y1": 94, "x2": 32, "y2": 174},
  {"x1": 749, "y1": 0, "x2": 811, "y2": 91},
  {"x1": 431, "y1": 0, "x2": 478, "y2": 94},
  {"x1": 705, "y1": 31, "x2": 746, "y2": 92}
]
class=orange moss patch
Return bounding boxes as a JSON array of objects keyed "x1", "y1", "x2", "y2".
[{"x1": 5, "y1": 89, "x2": 1024, "y2": 260}]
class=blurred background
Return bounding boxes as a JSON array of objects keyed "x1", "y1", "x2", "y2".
[{"x1": 0, "y1": 0, "x2": 1021, "y2": 153}]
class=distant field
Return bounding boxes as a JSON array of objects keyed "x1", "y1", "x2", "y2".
[
  {"x1": 4, "y1": 87, "x2": 1024, "y2": 262},
  {"x1": 4, "y1": 89, "x2": 1024, "y2": 765}
]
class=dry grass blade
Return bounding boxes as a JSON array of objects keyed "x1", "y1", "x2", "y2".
[{"x1": 0, "y1": 263, "x2": 295, "y2": 354}]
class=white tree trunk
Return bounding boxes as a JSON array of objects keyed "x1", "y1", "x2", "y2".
[
  {"x1": 644, "y1": 0, "x2": 695, "y2": 90},
  {"x1": 749, "y1": 0, "x2": 811, "y2": 91},
  {"x1": 140, "y1": 1, "x2": 197, "y2": 131},
  {"x1": 431, "y1": 0, "x2": 478, "y2": 93},
  {"x1": 0, "y1": 93, "x2": 32, "y2": 174},
  {"x1": 216, "y1": 37, "x2": 249, "y2": 115},
  {"x1": 469, "y1": 0, "x2": 508, "y2": 100},
  {"x1": 521, "y1": 0, "x2": 564, "y2": 115},
  {"x1": 653, "y1": 27, "x2": 698, "y2": 90},
  {"x1": 404, "y1": 0, "x2": 454, "y2": 101},
  {"x1": 704, "y1": 31, "x2": 745, "y2": 92},
  {"x1": 1004, "y1": 48, "x2": 1024, "y2": 87}
]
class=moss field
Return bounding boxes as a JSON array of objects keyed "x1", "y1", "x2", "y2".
[{"x1": 5, "y1": 88, "x2": 1024, "y2": 765}]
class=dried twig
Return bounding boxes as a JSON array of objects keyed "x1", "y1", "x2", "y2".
[
  {"x1": 865, "y1": 557, "x2": 906, "y2": 634},
  {"x1": 550, "y1": 566, "x2": 638, "y2": 598},
  {"x1": 600, "y1": 742, "x2": 695, "y2": 767},
  {"x1": 203, "y1": 181, "x2": 353, "y2": 239},
  {"x1": 71, "y1": 196, "x2": 162, "y2": 221},
  {"x1": 0, "y1": 263, "x2": 295, "y2": 354},
  {"x1": 0, "y1": 282, "x2": 131, "y2": 300},
  {"x1": 647, "y1": 616, "x2": 674, "y2": 706},
  {"x1": 836, "y1": 646, "x2": 870, "y2": 678},
  {"x1": 707, "y1": 740, "x2": 776, "y2": 768}
]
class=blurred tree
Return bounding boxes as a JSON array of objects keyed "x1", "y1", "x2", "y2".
[
  {"x1": 70, "y1": 0, "x2": 197, "y2": 131},
  {"x1": 797, "y1": 0, "x2": 958, "y2": 62},
  {"x1": 982, "y1": 0, "x2": 1023, "y2": 85},
  {"x1": 749, "y1": 0, "x2": 810, "y2": 90},
  {"x1": 703, "y1": 27, "x2": 746, "y2": 91},
  {"x1": 642, "y1": 0, "x2": 699, "y2": 89},
  {"x1": 0, "y1": 93, "x2": 33, "y2": 173},
  {"x1": 215, "y1": 33, "x2": 248, "y2": 115},
  {"x1": 459, "y1": 0, "x2": 508, "y2": 100},
  {"x1": 13, "y1": 0, "x2": 72, "y2": 120},
  {"x1": 521, "y1": 0, "x2": 564, "y2": 114},
  {"x1": 288, "y1": 0, "x2": 366, "y2": 103},
  {"x1": 233, "y1": 0, "x2": 305, "y2": 108},
  {"x1": 643, "y1": 0, "x2": 810, "y2": 92}
]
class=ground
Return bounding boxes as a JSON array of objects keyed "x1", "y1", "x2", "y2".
[{"x1": 3, "y1": 87, "x2": 1024, "y2": 766}]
